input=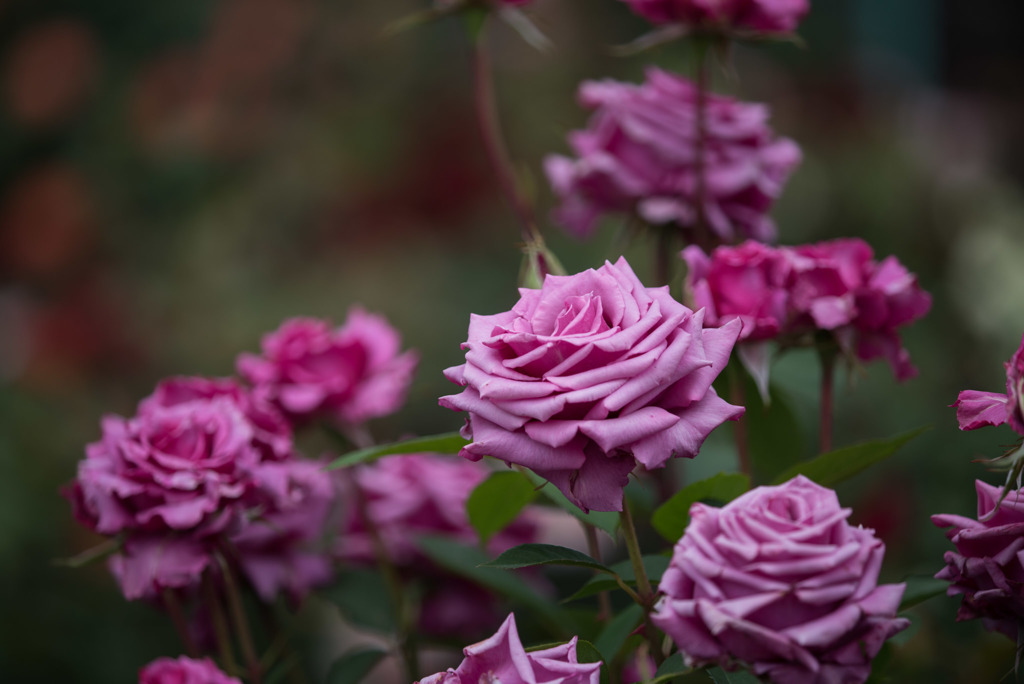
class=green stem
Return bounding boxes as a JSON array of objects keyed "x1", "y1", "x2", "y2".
[
  {"x1": 583, "y1": 522, "x2": 613, "y2": 622},
  {"x1": 217, "y1": 552, "x2": 262, "y2": 684},
  {"x1": 203, "y1": 570, "x2": 240, "y2": 677},
  {"x1": 729, "y1": 364, "x2": 752, "y2": 479},
  {"x1": 162, "y1": 588, "x2": 199, "y2": 658},
  {"x1": 818, "y1": 347, "x2": 836, "y2": 454},
  {"x1": 620, "y1": 495, "x2": 666, "y2": 666},
  {"x1": 691, "y1": 40, "x2": 713, "y2": 252}
]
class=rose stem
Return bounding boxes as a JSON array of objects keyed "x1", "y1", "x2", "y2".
[
  {"x1": 216, "y1": 551, "x2": 263, "y2": 684},
  {"x1": 203, "y1": 570, "x2": 241, "y2": 677},
  {"x1": 582, "y1": 521, "x2": 613, "y2": 622},
  {"x1": 162, "y1": 588, "x2": 199, "y2": 658},
  {"x1": 819, "y1": 347, "x2": 836, "y2": 454},
  {"x1": 729, "y1": 363, "x2": 753, "y2": 479},
  {"x1": 619, "y1": 495, "x2": 666, "y2": 666},
  {"x1": 348, "y1": 471, "x2": 419, "y2": 680},
  {"x1": 471, "y1": 19, "x2": 546, "y2": 253},
  {"x1": 691, "y1": 39, "x2": 714, "y2": 253},
  {"x1": 654, "y1": 227, "x2": 674, "y2": 287}
]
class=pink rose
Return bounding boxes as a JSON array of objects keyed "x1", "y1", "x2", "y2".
[
  {"x1": 932, "y1": 480, "x2": 1024, "y2": 640},
  {"x1": 545, "y1": 68, "x2": 800, "y2": 243},
  {"x1": 440, "y1": 257, "x2": 743, "y2": 512},
  {"x1": 231, "y1": 458, "x2": 336, "y2": 603},
  {"x1": 237, "y1": 308, "x2": 418, "y2": 426},
  {"x1": 416, "y1": 613, "x2": 601, "y2": 684},
  {"x1": 621, "y1": 0, "x2": 809, "y2": 34},
  {"x1": 953, "y1": 334, "x2": 1024, "y2": 434},
  {"x1": 139, "y1": 656, "x2": 241, "y2": 684},
  {"x1": 652, "y1": 475, "x2": 909, "y2": 684}
]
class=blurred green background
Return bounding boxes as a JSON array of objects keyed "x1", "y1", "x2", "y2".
[{"x1": 1, "y1": 0, "x2": 1023, "y2": 681}]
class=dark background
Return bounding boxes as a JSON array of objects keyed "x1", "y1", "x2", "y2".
[{"x1": 1, "y1": 0, "x2": 1022, "y2": 681}]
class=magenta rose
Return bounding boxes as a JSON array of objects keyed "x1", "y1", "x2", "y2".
[
  {"x1": 953, "y1": 334, "x2": 1024, "y2": 434},
  {"x1": 417, "y1": 613, "x2": 601, "y2": 684},
  {"x1": 545, "y1": 68, "x2": 800, "y2": 242},
  {"x1": 139, "y1": 656, "x2": 241, "y2": 684},
  {"x1": 237, "y1": 308, "x2": 418, "y2": 426},
  {"x1": 440, "y1": 257, "x2": 742, "y2": 512},
  {"x1": 652, "y1": 475, "x2": 909, "y2": 684},
  {"x1": 621, "y1": 0, "x2": 809, "y2": 34},
  {"x1": 932, "y1": 480, "x2": 1024, "y2": 640},
  {"x1": 231, "y1": 458, "x2": 336, "y2": 603}
]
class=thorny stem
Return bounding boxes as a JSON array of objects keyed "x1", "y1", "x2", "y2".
[
  {"x1": 471, "y1": 20, "x2": 545, "y2": 252},
  {"x1": 203, "y1": 570, "x2": 240, "y2": 677},
  {"x1": 582, "y1": 522, "x2": 613, "y2": 622},
  {"x1": 620, "y1": 495, "x2": 666, "y2": 666},
  {"x1": 162, "y1": 588, "x2": 199, "y2": 658},
  {"x1": 217, "y1": 552, "x2": 262, "y2": 684},
  {"x1": 819, "y1": 347, "x2": 836, "y2": 454}
]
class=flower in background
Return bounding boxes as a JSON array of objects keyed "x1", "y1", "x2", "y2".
[
  {"x1": 953, "y1": 334, "x2": 1024, "y2": 434},
  {"x1": 237, "y1": 309, "x2": 418, "y2": 427},
  {"x1": 932, "y1": 480, "x2": 1024, "y2": 640},
  {"x1": 620, "y1": 0, "x2": 809, "y2": 35},
  {"x1": 416, "y1": 613, "x2": 601, "y2": 684},
  {"x1": 652, "y1": 475, "x2": 908, "y2": 684},
  {"x1": 139, "y1": 656, "x2": 241, "y2": 684},
  {"x1": 441, "y1": 257, "x2": 742, "y2": 512},
  {"x1": 545, "y1": 68, "x2": 800, "y2": 243}
]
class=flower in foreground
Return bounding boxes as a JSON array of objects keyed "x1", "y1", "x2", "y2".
[
  {"x1": 440, "y1": 257, "x2": 742, "y2": 512},
  {"x1": 545, "y1": 68, "x2": 800, "y2": 243},
  {"x1": 139, "y1": 656, "x2": 241, "y2": 684},
  {"x1": 620, "y1": 0, "x2": 810, "y2": 34},
  {"x1": 953, "y1": 333, "x2": 1024, "y2": 434},
  {"x1": 416, "y1": 613, "x2": 601, "y2": 684},
  {"x1": 652, "y1": 475, "x2": 908, "y2": 684},
  {"x1": 237, "y1": 308, "x2": 418, "y2": 426},
  {"x1": 932, "y1": 480, "x2": 1024, "y2": 640}
]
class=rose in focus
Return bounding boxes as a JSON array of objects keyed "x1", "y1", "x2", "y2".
[
  {"x1": 416, "y1": 613, "x2": 601, "y2": 684},
  {"x1": 620, "y1": 0, "x2": 810, "y2": 34},
  {"x1": 237, "y1": 309, "x2": 418, "y2": 426},
  {"x1": 652, "y1": 475, "x2": 909, "y2": 684},
  {"x1": 932, "y1": 480, "x2": 1024, "y2": 640},
  {"x1": 441, "y1": 257, "x2": 742, "y2": 512},
  {"x1": 545, "y1": 68, "x2": 800, "y2": 243}
]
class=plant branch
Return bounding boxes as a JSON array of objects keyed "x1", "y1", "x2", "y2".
[
  {"x1": 620, "y1": 495, "x2": 666, "y2": 666},
  {"x1": 216, "y1": 551, "x2": 262, "y2": 684}
]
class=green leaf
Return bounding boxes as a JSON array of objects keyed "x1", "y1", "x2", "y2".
[
  {"x1": 467, "y1": 471, "x2": 538, "y2": 545},
  {"x1": 899, "y1": 574, "x2": 949, "y2": 612},
  {"x1": 326, "y1": 432, "x2": 469, "y2": 470},
  {"x1": 594, "y1": 603, "x2": 643, "y2": 663},
  {"x1": 326, "y1": 648, "x2": 387, "y2": 684},
  {"x1": 650, "y1": 652, "x2": 691, "y2": 683},
  {"x1": 771, "y1": 427, "x2": 929, "y2": 487},
  {"x1": 520, "y1": 469, "x2": 619, "y2": 536},
  {"x1": 323, "y1": 569, "x2": 395, "y2": 633},
  {"x1": 564, "y1": 555, "x2": 670, "y2": 603},
  {"x1": 706, "y1": 666, "x2": 762, "y2": 683},
  {"x1": 416, "y1": 536, "x2": 572, "y2": 635},
  {"x1": 574, "y1": 639, "x2": 604, "y2": 665},
  {"x1": 652, "y1": 473, "x2": 750, "y2": 543},
  {"x1": 483, "y1": 543, "x2": 612, "y2": 573}
]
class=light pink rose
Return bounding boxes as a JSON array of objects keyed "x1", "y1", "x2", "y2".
[
  {"x1": 652, "y1": 475, "x2": 909, "y2": 684},
  {"x1": 621, "y1": 0, "x2": 809, "y2": 34},
  {"x1": 545, "y1": 69, "x2": 800, "y2": 242},
  {"x1": 440, "y1": 257, "x2": 743, "y2": 512},
  {"x1": 953, "y1": 334, "x2": 1024, "y2": 434},
  {"x1": 416, "y1": 613, "x2": 602, "y2": 684},
  {"x1": 237, "y1": 308, "x2": 418, "y2": 426},
  {"x1": 139, "y1": 656, "x2": 241, "y2": 684},
  {"x1": 932, "y1": 480, "x2": 1024, "y2": 640}
]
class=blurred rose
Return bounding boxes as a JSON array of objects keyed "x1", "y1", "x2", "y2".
[
  {"x1": 620, "y1": 0, "x2": 809, "y2": 34},
  {"x1": 953, "y1": 333, "x2": 1024, "y2": 434},
  {"x1": 139, "y1": 656, "x2": 241, "y2": 684}
]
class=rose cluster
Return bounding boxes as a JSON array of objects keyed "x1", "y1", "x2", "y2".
[
  {"x1": 545, "y1": 68, "x2": 801, "y2": 244},
  {"x1": 653, "y1": 476, "x2": 909, "y2": 684},
  {"x1": 441, "y1": 256, "x2": 743, "y2": 512},
  {"x1": 683, "y1": 238, "x2": 932, "y2": 380},
  {"x1": 620, "y1": 0, "x2": 810, "y2": 34}
]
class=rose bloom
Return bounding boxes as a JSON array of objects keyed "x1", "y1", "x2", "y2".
[
  {"x1": 621, "y1": 0, "x2": 809, "y2": 34},
  {"x1": 417, "y1": 613, "x2": 601, "y2": 684},
  {"x1": 953, "y1": 334, "x2": 1024, "y2": 434},
  {"x1": 440, "y1": 257, "x2": 742, "y2": 512},
  {"x1": 139, "y1": 656, "x2": 241, "y2": 684},
  {"x1": 932, "y1": 480, "x2": 1024, "y2": 640},
  {"x1": 545, "y1": 68, "x2": 800, "y2": 243},
  {"x1": 652, "y1": 476, "x2": 909, "y2": 684},
  {"x1": 237, "y1": 308, "x2": 418, "y2": 426}
]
